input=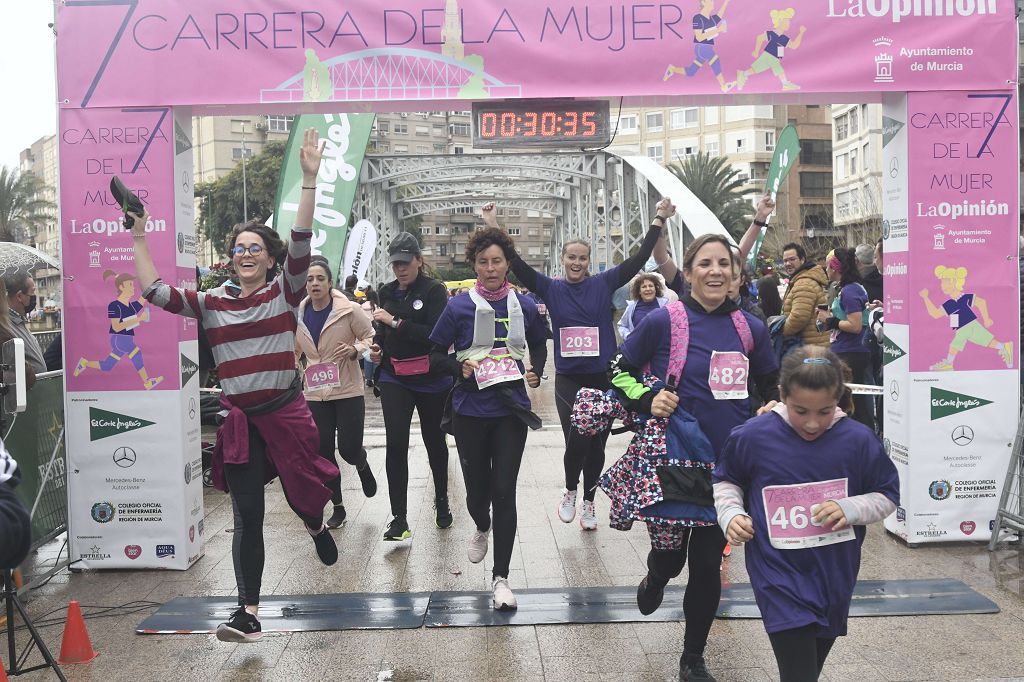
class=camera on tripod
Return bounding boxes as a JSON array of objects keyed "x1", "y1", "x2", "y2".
[{"x1": 0, "y1": 338, "x2": 27, "y2": 415}]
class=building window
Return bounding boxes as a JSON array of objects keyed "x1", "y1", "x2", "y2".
[
  {"x1": 849, "y1": 148, "x2": 858, "y2": 175},
  {"x1": 849, "y1": 107, "x2": 859, "y2": 135},
  {"x1": 528, "y1": 246, "x2": 542, "y2": 256},
  {"x1": 800, "y1": 139, "x2": 832, "y2": 165},
  {"x1": 506, "y1": 208, "x2": 521, "y2": 217},
  {"x1": 734, "y1": 137, "x2": 746, "y2": 153},
  {"x1": 374, "y1": 142, "x2": 390, "y2": 153},
  {"x1": 433, "y1": 144, "x2": 446, "y2": 153},
  {"x1": 835, "y1": 114, "x2": 848, "y2": 141},
  {"x1": 863, "y1": 142, "x2": 871, "y2": 169},
  {"x1": 750, "y1": 162, "x2": 770, "y2": 183},
  {"x1": 799, "y1": 172, "x2": 833, "y2": 197},
  {"x1": 671, "y1": 108, "x2": 698, "y2": 129},
  {"x1": 645, "y1": 112, "x2": 664, "y2": 133},
  {"x1": 508, "y1": 227, "x2": 522, "y2": 236},
  {"x1": 801, "y1": 205, "x2": 832, "y2": 231},
  {"x1": 436, "y1": 226, "x2": 448, "y2": 235},
  {"x1": 836, "y1": 153, "x2": 848, "y2": 181},
  {"x1": 378, "y1": 122, "x2": 390, "y2": 133},
  {"x1": 704, "y1": 107, "x2": 719, "y2": 125},
  {"x1": 704, "y1": 136, "x2": 720, "y2": 156},
  {"x1": 415, "y1": 125, "x2": 430, "y2": 136},
  {"x1": 231, "y1": 147, "x2": 253, "y2": 160},
  {"x1": 646, "y1": 143, "x2": 664, "y2": 163},
  {"x1": 617, "y1": 114, "x2": 638, "y2": 133},
  {"x1": 433, "y1": 124, "x2": 445, "y2": 135},
  {"x1": 764, "y1": 131, "x2": 775, "y2": 152},
  {"x1": 451, "y1": 206, "x2": 474, "y2": 214},
  {"x1": 449, "y1": 123, "x2": 471, "y2": 136},
  {"x1": 670, "y1": 139, "x2": 698, "y2": 161},
  {"x1": 393, "y1": 123, "x2": 408, "y2": 135},
  {"x1": 420, "y1": 226, "x2": 432, "y2": 235},
  {"x1": 438, "y1": 244, "x2": 449, "y2": 257},
  {"x1": 454, "y1": 146, "x2": 465, "y2": 155},
  {"x1": 266, "y1": 115, "x2": 292, "y2": 133},
  {"x1": 394, "y1": 144, "x2": 409, "y2": 153},
  {"x1": 415, "y1": 145, "x2": 430, "y2": 154}
]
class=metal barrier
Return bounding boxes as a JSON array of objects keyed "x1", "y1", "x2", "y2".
[
  {"x1": 988, "y1": 406, "x2": 1024, "y2": 549},
  {"x1": 31, "y1": 330, "x2": 59, "y2": 352},
  {"x1": 7, "y1": 371, "x2": 70, "y2": 588}
]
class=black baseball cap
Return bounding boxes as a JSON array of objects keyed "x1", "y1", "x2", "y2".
[{"x1": 388, "y1": 232, "x2": 421, "y2": 263}]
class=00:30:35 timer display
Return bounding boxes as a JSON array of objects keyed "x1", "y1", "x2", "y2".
[{"x1": 471, "y1": 100, "x2": 611, "y2": 146}]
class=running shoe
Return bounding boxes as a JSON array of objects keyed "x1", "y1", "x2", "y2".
[
  {"x1": 73, "y1": 358, "x2": 88, "y2": 377},
  {"x1": 383, "y1": 516, "x2": 411, "y2": 541},
  {"x1": 930, "y1": 359, "x2": 954, "y2": 371},
  {"x1": 663, "y1": 65, "x2": 675, "y2": 81},
  {"x1": 1000, "y1": 342, "x2": 1014, "y2": 368},
  {"x1": 357, "y1": 460, "x2": 378, "y2": 497},
  {"x1": 736, "y1": 69, "x2": 747, "y2": 90},
  {"x1": 636, "y1": 575, "x2": 665, "y2": 615},
  {"x1": 781, "y1": 81, "x2": 801, "y2": 91},
  {"x1": 467, "y1": 528, "x2": 489, "y2": 563},
  {"x1": 435, "y1": 497, "x2": 454, "y2": 529},
  {"x1": 326, "y1": 504, "x2": 347, "y2": 529},
  {"x1": 491, "y1": 577, "x2": 517, "y2": 611},
  {"x1": 310, "y1": 524, "x2": 339, "y2": 565},
  {"x1": 680, "y1": 655, "x2": 716, "y2": 681},
  {"x1": 579, "y1": 500, "x2": 598, "y2": 531},
  {"x1": 216, "y1": 606, "x2": 262, "y2": 643},
  {"x1": 557, "y1": 488, "x2": 578, "y2": 523}
]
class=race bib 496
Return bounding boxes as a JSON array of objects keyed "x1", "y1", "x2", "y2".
[{"x1": 761, "y1": 478, "x2": 855, "y2": 549}]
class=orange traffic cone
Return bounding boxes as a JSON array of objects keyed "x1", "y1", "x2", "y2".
[
  {"x1": 58, "y1": 601, "x2": 98, "y2": 664},
  {"x1": 0, "y1": 653, "x2": 10, "y2": 682}
]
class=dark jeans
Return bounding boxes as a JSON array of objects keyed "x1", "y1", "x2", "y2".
[
  {"x1": 767, "y1": 624, "x2": 836, "y2": 681},
  {"x1": 379, "y1": 382, "x2": 449, "y2": 518},
  {"x1": 453, "y1": 413, "x2": 528, "y2": 580},
  {"x1": 836, "y1": 351, "x2": 873, "y2": 430},
  {"x1": 308, "y1": 396, "x2": 368, "y2": 505},
  {"x1": 223, "y1": 426, "x2": 322, "y2": 606},
  {"x1": 555, "y1": 372, "x2": 610, "y2": 501},
  {"x1": 644, "y1": 525, "x2": 727, "y2": 659}
]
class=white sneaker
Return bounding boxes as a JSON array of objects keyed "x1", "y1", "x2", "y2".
[
  {"x1": 467, "y1": 528, "x2": 489, "y2": 564},
  {"x1": 579, "y1": 500, "x2": 598, "y2": 531},
  {"x1": 491, "y1": 577, "x2": 517, "y2": 610},
  {"x1": 557, "y1": 489, "x2": 578, "y2": 523}
]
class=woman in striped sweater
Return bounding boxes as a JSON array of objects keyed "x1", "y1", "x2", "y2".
[{"x1": 131, "y1": 129, "x2": 339, "y2": 643}]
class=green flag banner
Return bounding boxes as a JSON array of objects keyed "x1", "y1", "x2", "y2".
[
  {"x1": 272, "y1": 113, "x2": 375, "y2": 271},
  {"x1": 748, "y1": 124, "x2": 801, "y2": 266}
]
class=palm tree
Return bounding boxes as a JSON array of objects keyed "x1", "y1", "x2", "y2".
[
  {"x1": 667, "y1": 152, "x2": 749, "y2": 239},
  {"x1": 0, "y1": 166, "x2": 54, "y2": 243}
]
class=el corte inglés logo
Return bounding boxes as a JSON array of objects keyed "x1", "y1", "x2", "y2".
[
  {"x1": 89, "y1": 407, "x2": 155, "y2": 441},
  {"x1": 881, "y1": 337, "x2": 906, "y2": 365},
  {"x1": 930, "y1": 387, "x2": 992, "y2": 420},
  {"x1": 180, "y1": 352, "x2": 199, "y2": 386}
]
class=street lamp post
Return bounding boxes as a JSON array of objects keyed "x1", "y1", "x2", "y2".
[{"x1": 240, "y1": 121, "x2": 249, "y2": 222}]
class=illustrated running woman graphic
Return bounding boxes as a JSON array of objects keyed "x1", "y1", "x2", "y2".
[
  {"x1": 74, "y1": 269, "x2": 164, "y2": 389},
  {"x1": 736, "y1": 8, "x2": 807, "y2": 91},
  {"x1": 664, "y1": 0, "x2": 735, "y2": 93},
  {"x1": 919, "y1": 265, "x2": 1013, "y2": 371}
]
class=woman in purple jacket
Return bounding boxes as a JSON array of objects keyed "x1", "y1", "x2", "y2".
[{"x1": 483, "y1": 199, "x2": 674, "y2": 531}]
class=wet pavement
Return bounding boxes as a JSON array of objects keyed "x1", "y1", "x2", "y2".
[{"x1": 10, "y1": 377, "x2": 1024, "y2": 681}]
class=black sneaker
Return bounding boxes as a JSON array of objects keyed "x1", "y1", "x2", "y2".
[
  {"x1": 357, "y1": 459, "x2": 377, "y2": 498},
  {"x1": 680, "y1": 655, "x2": 716, "y2": 681},
  {"x1": 434, "y1": 497, "x2": 454, "y2": 529},
  {"x1": 326, "y1": 504, "x2": 347, "y2": 529},
  {"x1": 216, "y1": 606, "x2": 263, "y2": 643},
  {"x1": 383, "y1": 516, "x2": 411, "y2": 541},
  {"x1": 310, "y1": 524, "x2": 338, "y2": 565},
  {"x1": 636, "y1": 574, "x2": 665, "y2": 616}
]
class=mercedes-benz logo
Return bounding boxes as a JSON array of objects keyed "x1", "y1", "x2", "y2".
[
  {"x1": 951, "y1": 425, "x2": 974, "y2": 447},
  {"x1": 889, "y1": 381, "x2": 899, "y2": 401},
  {"x1": 182, "y1": 171, "x2": 190, "y2": 192},
  {"x1": 113, "y1": 446, "x2": 137, "y2": 468},
  {"x1": 188, "y1": 398, "x2": 197, "y2": 421}
]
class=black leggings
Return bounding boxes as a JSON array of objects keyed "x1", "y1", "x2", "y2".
[
  {"x1": 644, "y1": 525, "x2": 726, "y2": 659},
  {"x1": 836, "y1": 351, "x2": 873, "y2": 430},
  {"x1": 379, "y1": 382, "x2": 450, "y2": 517},
  {"x1": 453, "y1": 413, "x2": 528, "y2": 580},
  {"x1": 767, "y1": 624, "x2": 836, "y2": 681},
  {"x1": 555, "y1": 372, "x2": 610, "y2": 501},
  {"x1": 223, "y1": 426, "x2": 322, "y2": 606},
  {"x1": 308, "y1": 396, "x2": 368, "y2": 505}
]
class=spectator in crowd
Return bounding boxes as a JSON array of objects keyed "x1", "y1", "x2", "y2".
[
  {"x1": 857, "y1": 243, "x2": 883, "y2": 302},
  {"x1": 756, "y1": 275, "x2": 783, "y2": 319},
  {"x1": 44, "y1": 333, "x2": 62, "y2": 372},
  {"x1": 780, "y1": 243, "x2": 829, "y2": 347},
  {"x1": 0, "y1": 441, "x2": 31, "y2": 569},
  {"x1": 4, "y1": 273, "x2": 46, "y2": 375},
  {"x1": 341, "y1": 275, "x2": 359, "y2": 302}
]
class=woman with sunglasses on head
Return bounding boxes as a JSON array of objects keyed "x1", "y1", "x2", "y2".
[
  {"x1": 131, "y1": 130, "x2": 339, "y2": 643},
  {"x1": 369, "y1": 232, "x2": 454, "y2": 542},
  {"x1": 483, "y1": 199, "x2": 673, "y2": 531},
  {"x1": 296, "y1": 256, "x2": 378, "y2": 530},
  {"x1": 428, "y1": 227, "x2": 548, "y2": 610}
]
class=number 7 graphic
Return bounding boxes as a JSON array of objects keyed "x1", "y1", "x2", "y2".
[{"x1": 64, "y1": 0, "x2": 139, "y2": 108}]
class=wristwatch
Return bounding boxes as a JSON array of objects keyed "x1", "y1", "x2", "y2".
[
  {"x1": 390, "y1": 318, "x2": 400, "y2": 329},
  {"x1": 652, "y1": 215, "x2": 666, "y2": 224}
]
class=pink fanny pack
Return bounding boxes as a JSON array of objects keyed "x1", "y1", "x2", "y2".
[{"x1": 391, "y1": 355, "x2": 430, "y2": 376}]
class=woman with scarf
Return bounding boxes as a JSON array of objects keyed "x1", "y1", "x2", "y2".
[
  {"x1": 132, "y1": 129, "x2": 339, "y2": 643},
  {"x1": 429, "y1": 227, "x2": 548, "y2": 611}
]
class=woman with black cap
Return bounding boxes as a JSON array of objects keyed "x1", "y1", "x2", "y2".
[{"x1": 370, "y1": 232, "x2": 453, "y2": 541}]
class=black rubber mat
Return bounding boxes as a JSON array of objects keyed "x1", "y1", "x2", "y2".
[
  {"x1": 136, "y1": 579, "x2": 997, "y2": 633},
  {"x1": 135, "y1": 592, "x2": 430, "y2": 634}
]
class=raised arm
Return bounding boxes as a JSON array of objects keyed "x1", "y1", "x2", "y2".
[
  {"x1": 611, "y1": 197, "x2": 675, "y2": 288},
  {"x1": 482, "y1": 202, "x2": 548, "y2": 294},
  {"x1": 283, "y1": 129, "x2": 327, "y2": 306},
  {"x1": 918, "y1": 289, "x2": 945, "y2": 320},
  {"x1": 737, "y1": 193, "x2": 776, "y2": 264},
  {"x1": 790, "y1": 26, "x2": 807, "y2": 50}
]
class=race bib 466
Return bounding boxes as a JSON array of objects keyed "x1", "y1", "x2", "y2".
[{"x1": 761, "y1": 478, "x2": 855, "y2": 549}]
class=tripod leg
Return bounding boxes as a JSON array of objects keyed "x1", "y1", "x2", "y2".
[{"x1": 3, "y1": 571, "x2": 66, "y2": 682}]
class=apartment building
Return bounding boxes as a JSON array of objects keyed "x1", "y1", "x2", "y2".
[
  {"x1": 832, "y1": 104, "x2": 884, "y2": 247},
  {"x1": 17, "y1": 135, "x2": 61, "y2": 319}
]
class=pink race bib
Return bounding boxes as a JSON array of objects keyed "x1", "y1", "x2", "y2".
[
  {"x1": 304, "y1": 362, "x2": 341, "y2": 391},
  {"x1": 708, "y1": 351, "x2": 749, "y2": 400},
  {"x1": 474, "y1": 348, "x2": 523, "y2": 389},
  {"x1": 559, "y1": 326, "x2": 599, "y2": 357},
  {"x1": 761, "y1": 478, "x2": 855, "y2": 550}
]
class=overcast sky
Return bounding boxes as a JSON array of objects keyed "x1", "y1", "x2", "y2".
[{"x1": 2, "y1": 2, "x2": 58, "y2": 171}]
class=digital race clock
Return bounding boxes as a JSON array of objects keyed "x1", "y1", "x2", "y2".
[{"x1": 472, "y1": 100, "x2": 611, "y2": 148}]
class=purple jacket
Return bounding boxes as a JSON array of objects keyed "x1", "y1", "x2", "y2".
[{"x1": 213, "y1": 392, "x2": 339, "y2": 520}]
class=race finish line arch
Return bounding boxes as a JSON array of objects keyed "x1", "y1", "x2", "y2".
[{"x1": 54, "y1": 0, "x2": 1019, "y2": 567}]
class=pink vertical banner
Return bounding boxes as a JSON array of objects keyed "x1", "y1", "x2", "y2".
[
  {"x1": 907, "y1": 91, "x2": 1019, "y2": 373},
  {"x1": 59, "y1": 107, "x2": 182, "y2": 392}
]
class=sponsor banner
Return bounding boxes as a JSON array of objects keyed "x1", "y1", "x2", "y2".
[
  {"x1": 341, "y1": 219, "x2": 379, "y2": 287},
  {"x1": 748, "y1": 125, "x2": 799, "y2": 266},
  {"x1": 907, "y1": 90, "x2": 1019, "y2": 373},
  {"x1": 66, "y1": 391, "x2": 199, "y2": 569},
  {"x1": 272, "y1": 113, "x2": 375, "y2": 271},
  {"x1": 173, "y1": 107, "x2": 198, "y2": 268},
  {"x1": 55, "y1": 1, "x2": 1016, "y2": 109}
]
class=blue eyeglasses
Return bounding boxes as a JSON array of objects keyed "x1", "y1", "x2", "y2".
[{"x1": 231, "y1": 244, "x2": 264, "y2": 256}]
